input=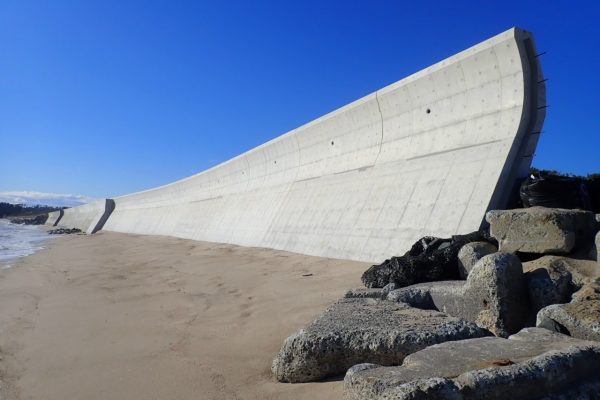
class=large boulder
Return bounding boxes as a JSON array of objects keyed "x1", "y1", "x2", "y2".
[
  {"x1": 572, "y1": 280, "x2": 600, "y2": 302},
  {"x1": 457, "y1": 241, "x2": 497, "y2": 279},
  {"x1": 271, "y1": 298, "x2": 489, "y2": 382},
  {"x1": 523, "y1": 258, "x2": 574, "y2": 314},
  {"x1": 522, "y1": 256, "x2": 600, "y2": 315},
  {"x1": 523, "y1": 255, "x2": 599, "y2": 290},
  {"x1": 486, "y1": 207, "x2": 597, "y2": 254},
  {"x1": 361, "y1": 231, "x2": 494, "y2": 288},
  {"x1": 388, "y1": 253, "x2": 530, "y2": 337},
  {"x1": 537, "y1": 300, "x2": 600, "y2": 342},
  {"x1": 344, "y1": 328, "x2": 600, "y2": 400}
]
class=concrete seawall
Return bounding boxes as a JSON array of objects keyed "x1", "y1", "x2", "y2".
[
  {"x1": 62, "y1": 27, "x2": 546, "y2": 262},
  {"x1": 45, "y1": 210, "x2": 63, "y2": 227},
  {"x1": 57, "y1": 199, "x2": 115, "y2": 234}
]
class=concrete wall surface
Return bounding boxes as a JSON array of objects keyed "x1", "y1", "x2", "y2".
[
  {"x1": 76, "y1": 27, "x2": 544, "y2": 262},
  {"x1": 58, "y1": 199, "x2": 115, "y2": 234},
  {"x1": 45, "y1": 210, "x2": 63, "y2": 226}
]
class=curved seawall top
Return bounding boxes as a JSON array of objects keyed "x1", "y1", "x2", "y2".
[{"x1": 88, "y1": 27, "x2": 545, "y2": 262}]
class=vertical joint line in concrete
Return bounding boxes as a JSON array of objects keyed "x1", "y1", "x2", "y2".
[{"x1": 373, "y1": 91, "x2": 385, "y2": 164}]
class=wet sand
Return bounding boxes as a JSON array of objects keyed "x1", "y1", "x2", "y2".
[{"x1": 0, "y1": 231, "x2": 366, "y2": 400}]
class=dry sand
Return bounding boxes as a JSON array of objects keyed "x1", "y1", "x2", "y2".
[{"x1": 0, "y1": 231, "x2": 367, "y2": 400}]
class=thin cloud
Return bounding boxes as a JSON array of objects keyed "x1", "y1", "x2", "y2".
[{"x1": 0, "y1": 191, "x2": 96, "y2": 207}]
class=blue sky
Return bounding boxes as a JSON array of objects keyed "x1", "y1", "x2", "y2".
[{"x1": 1, "y1": 0, "x2": 599, "y2": 203}]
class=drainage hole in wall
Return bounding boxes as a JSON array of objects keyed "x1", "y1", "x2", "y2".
[
  {"x1": 426, "y1": 108, "x2": 431, "y2": 114},
  {"x1": 331, "y1": 141, "x2": 335, "y2": 146}
]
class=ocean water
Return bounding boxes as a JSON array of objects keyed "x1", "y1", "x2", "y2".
[{"x1": 0, "y1": 219, "x2": 50, "y2": 267}]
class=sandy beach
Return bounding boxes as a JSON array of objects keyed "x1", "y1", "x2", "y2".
[{"x1": 0, "y1": 232, "x2": 367, "y2": 400}]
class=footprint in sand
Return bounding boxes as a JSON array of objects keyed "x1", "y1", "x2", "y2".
[{"x1": 238, "y1": 296, "x2": 255, "y2": 320}]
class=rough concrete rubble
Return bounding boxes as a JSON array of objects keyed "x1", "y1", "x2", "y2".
[
  {"x1": 571, "y1": 280, "x2": 600, "y2": 302},
  {"x1": 537, "y1": 300, "x2": 600, "y2": 342},
  {"x1": 486, "y1": 207, "x2": 597, "y2": 254},
  {"x1": 387, "y1": 253, "x2": 529, "y2": 337},
  {"x1": 523, "y1": 258, "x2": 574, "y2": 314},
  {"x1": 344, "y1": 328, "x2": 600, "y2": 400},
  {"x1": 523, "y1": 255, "x2": 599, "y2": 290},
  {"x1": 272, "y1": 206, "x2": 600, "y2": 397},
  {"x1": 271, "y1": 297, "x2": 488, "y2": 382},
  {"x1": 457, "y1": 241, "x2": 497, "y2": 279},
  {"x1": 521, "y1": 255, "x2": 600, "y2": 317}
]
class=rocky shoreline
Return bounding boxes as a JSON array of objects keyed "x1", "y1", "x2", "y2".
[
  {"x1": 47, "y1": 228, "x2": 82, "y2": 235},
  {"x1": 272, "y1": 206, "x2": 600, "y2": 399},
  {"x1": 8, "y1": 214, "x2": 48, "y2": 225}
]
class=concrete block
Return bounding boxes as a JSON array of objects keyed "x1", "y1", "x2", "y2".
[
  {"x1": 388, "y1": 253, "x2": 530, "y2": 337},
  {"x1": 457, "y1": 241, "x2": 497, "y2": 279},
  {"x1": 537, "y1": 300, "x2": 600, "y2": 342},
  {"x1": 524, "y1": 259, "x2": 573, "y2": 314},
  {"x1": 271, "y1": 297, "x2": 488, "y2": 382},
  {"x1": 523, "y1": 255, "x2": 600, "y2": 289},
  {"x1": 486, "y1": 207, "x2": 597, "y2": 254},
  {"x1": 572, "y1": 280, "x2": 600, "y2": 302},
  {"x1": 344, "y1": 328, "x2": 600, "y2": 400}
]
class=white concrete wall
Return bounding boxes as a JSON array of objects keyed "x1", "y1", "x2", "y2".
[
  {"x1": 45, "y1": 210, "x2": 63, "y2": 226},
  {"x1": 91, "y1": 27, "x2": 544, "y2": 262},
  {"x1": 58, "y1": 200, "x2": 114, "y2": 234}
]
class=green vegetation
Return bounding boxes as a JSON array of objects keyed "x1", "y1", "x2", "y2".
[
  {"x1": 0, "y1": 203, "x2": 65, "y2": 218},
  {"x1": 530, "y1": 168, "x2": 600, "y2": 179}
]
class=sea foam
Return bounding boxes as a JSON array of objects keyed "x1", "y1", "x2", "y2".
[{"x1": 0, "y1": 219, "x2": 49, "y2": 267}]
